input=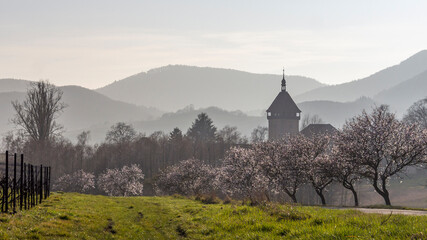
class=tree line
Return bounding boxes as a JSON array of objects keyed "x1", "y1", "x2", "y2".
[
  {"x1": 155, "y1": 105, "x2": 427, "y2": 206},
  {"x1": 2, "y1": 81, "x2": 427, "y2": 205},
  {"x1": 2, "y1": 81, "x2": 268, "y2": 194}
]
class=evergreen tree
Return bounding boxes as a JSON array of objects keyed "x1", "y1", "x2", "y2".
[
  {"x1": 187, "y1": 113, "x2": 217, "y2": 142},
  {"x1": 169, "y1": 127, "x2": 183, "y2": 142}
]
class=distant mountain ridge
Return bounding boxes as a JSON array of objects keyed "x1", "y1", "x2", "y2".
[
  {"x1": 294, "y1": 50, "x2": 427, "y2": 105},
  {"x1": 374, "y1": 69, "x2": 427, "y2": 114},
  {"x1": 0, "y1": 79, "x2": 32, "y2": 93},
  {"x1": 96, "y1": 65, "x2": 326, "y2": 112},
  {"x1": 298, "y1": 97, "x2": 377, "y2": 128},
  {"x1": 1, "y1": 50, "x2": 426, "y2": 143}
]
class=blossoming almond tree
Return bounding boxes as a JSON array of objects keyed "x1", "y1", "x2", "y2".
[
  {"x1": 54, "y1": 169, "x2": 95, "y2": 193},
  {"x1": 290, "y1": 134, "x2": 333, "y2": 206},
  {"x1": 218, "y1": 147, "x2": 268, "y2": 201},
  {"x1": 340, "y1": 105, "x2": 427, "y2": 205},
  {"x1": 254, "y1": 140, "x2": 308, "y2": 203},
  {"x1": 332, "y1": 134, "x2": 363, "y2": 206},
  {"x1": 154, "y1": 159, "x2": 216, "y2": 196},
  {"x1": 307, "y1": 153, "x2": 334, "y2": 206},
  {"x1": 97, "y1": 164, "x2": 144, "y2": 196}
]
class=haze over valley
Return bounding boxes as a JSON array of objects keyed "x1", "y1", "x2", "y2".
[{"x1": 1, "y1": 50, "x2": 426, "y2": 143}]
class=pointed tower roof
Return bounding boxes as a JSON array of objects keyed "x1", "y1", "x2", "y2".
[
  {"x1": 267, "y1": 69, "x2": 301, "y2": 118},
  {"x1": 267, "y1": 91, "x2": 301, "y2": 114}
]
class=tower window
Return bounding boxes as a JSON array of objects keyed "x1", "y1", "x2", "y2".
[
  {"x1": 267, "y1": 112, "x2": 271, "y2": 116},
  {"x1": 296, "y1": 113, "x2": 300, "y2": 117}
]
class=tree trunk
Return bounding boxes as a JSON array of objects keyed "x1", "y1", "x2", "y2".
[
  {"x1": 289, "y1": 194, "x2": 297, "y2": 203},
  {"x1": 315, "y1": 189, "x2": 326, "y2": 205},
  {"x1": 372, "y1": 177, "x2": 391, "y2": 206},
  {"x1": 343, "y1": 182, "x2": 359, "y2": 207},
  {"x1": 349, "y1": 186, "x2": 359, "y2": 207},
  {"x1": 284, "y1": 189, "x2": 297, "y2": 203}
]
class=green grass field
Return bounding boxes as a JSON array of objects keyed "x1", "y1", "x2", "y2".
[{"x1": 0, "y1": 193, "x2": 426, "y2": 239}]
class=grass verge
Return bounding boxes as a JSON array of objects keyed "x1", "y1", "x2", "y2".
[{"x1": 0, "y1": 193, "x2": 426, "y2": 239}]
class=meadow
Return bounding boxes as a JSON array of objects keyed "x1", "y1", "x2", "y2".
[{"x1": 0, "y1": 193, "x2": 426, "y2": 239}]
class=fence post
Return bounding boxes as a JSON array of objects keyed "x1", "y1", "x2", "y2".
[
  {"x1": 20, "y1": 154, "x2": 23, "y2": 211},
  {"x1": 13, "y1": 153, "x2": 17, "y2": 213},
  {"x1": 26, "y1": 164, "x2": 29, "y2": 209},
  {"x1": 28, "y1": 164, "x2": 31, "y2": 208},
  {"x1": 24, "y1": 163, "x2": 27, "y2": 210},
  {"x1": 5, "y1": 151, "x2": 9, "y2": 213},
  {"x1": 31, "y1": 165, "x2": 34, "y2": 207},
  {"x1": 48, "y1": 167, "x2": 51, "y2": 197},
  {"x1": 1, "y1": 151, "x2": 5, "y2": 212},
  {"x1": 39, "y1": 164, "x2": 43, "y2": 204},
  {"x1": 1, "y1": 152, "x2": 5, "y2": 212},
  {"x1": 44, "y1": 167, "x2": 47, "y2": 199},
  {"x1": 35, "y1": 166, "x2": 38, "y2": 205}
]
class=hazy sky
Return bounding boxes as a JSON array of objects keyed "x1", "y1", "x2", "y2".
[{"x1": 1, "y1": 0, "x2": 426, "y2": 89}]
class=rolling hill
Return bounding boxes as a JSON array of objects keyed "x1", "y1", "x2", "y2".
[
  {"x1": 0, "y1": 78, "x2": 32, "y2": 93},
  {"x1": 0, "y1": 85, "x2": 163, "y2": 139},
  {"x1": 294, "y1": 50, "x2": 427, "y2": 104},
  {"x1": 2, "y1": 50, "x2": 425, "y2": 143},
  {"x1": 374, "y1": 69, "x2": 427, "y2": 115},
  {"x1": 298, "y1": 97, "x2": 377, "y2": 128},
  {"x1": 96, "y1": 65, "x2": 325, "y2": 112}
]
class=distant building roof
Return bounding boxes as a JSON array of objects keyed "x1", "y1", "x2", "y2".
[
  {"x1": 267, "y1": 91, "x2": 301, "y2": 117},
  {"x1": 300, "y1": 124, "x2": 337, "y2": 137}
]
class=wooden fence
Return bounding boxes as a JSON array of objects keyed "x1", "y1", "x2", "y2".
[{"x1": 1, "y1": 151, "x2": 51, "y2": 213}]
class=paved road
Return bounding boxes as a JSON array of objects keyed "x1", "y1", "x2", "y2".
[
  {"x1": 326, "y1": 207, "x2": 427, "y2": 216},
  {"x1": 354, "y1": 208, "x2": 427, "y2": 216}
]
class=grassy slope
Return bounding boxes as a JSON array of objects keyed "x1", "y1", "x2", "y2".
[{"x1": 0, "y1": 193, "x2": 426, "y2": 240}]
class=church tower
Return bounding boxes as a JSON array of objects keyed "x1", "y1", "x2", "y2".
[{"x1": 267, "y1": 69, "x2": 301, "y2": 140}]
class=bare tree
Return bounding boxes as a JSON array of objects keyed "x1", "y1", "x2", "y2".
[
  {"x1": 12, "y1": 80, "x2": 66, "y2": 142},
  {"x1": 250, "y1": 126, "x2": 268, "y2": 143},
  {"x1": 1, "y1": 130, "x2": 27, "y2": 153},
  {"x1": 403, "y1": 97, "x2": 427, "y2": 129},
  {"x1": 105, "y1": 122, "x2": 137, "y2": 144},
  {"x1": 217, "y1": 125, "x2": 243, "y2": 144},
  {"x1": 300, "y1": 114, "x2": 323, "y2": 130},
  {"x1": 75, "y1": 131, "x2": 93, "y2": 170}
]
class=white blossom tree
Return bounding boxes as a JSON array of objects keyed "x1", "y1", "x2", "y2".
[
  {"x1": 332, "y1": 134, "x2": 363, "y2": 206},
  {"x1": 254, "y1": 140, "x2": 307, "y2": 203},
  {"x1": 97, "y1": 164, "x2": 144, "y2": 196},
  {"x1": 306, "y1": 152, "x2": 334, "y2": 206},
  {"x1": 154, "y1": 159, "x2": 216, "y2": 196},
  {"x1": 218, "y1": 147, "x2": 268, "y2": 201},
  {"x1": 53, "y1": 169, "x2": 95, "y2": 193},
  {"x1": 284, "y1": 134, "x2": 333, "y2": 205},
  {"x1": 339, "y1": 105, "x2": 427, "y2": 205}
]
